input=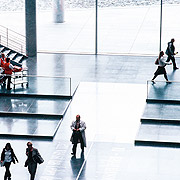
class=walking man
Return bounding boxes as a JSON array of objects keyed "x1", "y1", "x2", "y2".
[
  {"x1": 166, "y1": 38, "x2": 179, "y2": 70},
  {"x1": 70, "y1": 115, "x2": 86, "y2": 156},
  {"x1": 24, "y1": 142, "x2": 44, "y2": 180}
]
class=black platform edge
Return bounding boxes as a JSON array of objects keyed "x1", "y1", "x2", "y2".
[
  {"x1": 141, "y1": 118, "x2": 180, "y2": 125},
  {"x1": 0, "y1": 112, "x2": 63, "y2": 119},
  {"x1": 146, "y1": 99, "x2": 180, "y2": 104},
  {"x1": 0, "y1": 93, "x2": 72, "y2": 99},
  {"x1": 53, "y1": 118, "x2": 63, "y2": 137},
  {"x1": 72, "y1": 83, "x2": 80, "y2": 97},
  {"x1": 135, "y1": 140, "x2": 180, "y2": 148},
  {"x1": 0, "y1": 133, "x2": 53, "y2": 140}
]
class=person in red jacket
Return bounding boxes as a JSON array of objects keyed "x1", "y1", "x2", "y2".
[
  {"x1": 0, "y1": 53, "x2": 6, "y2": 68},
  {"x1": 4, "y1": 58, "x2": 14, "y2": 90}
]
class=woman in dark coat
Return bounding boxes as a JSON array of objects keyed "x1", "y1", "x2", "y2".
[
  {"x1": 1, "y1": 143, "x2": 18, "y2": 180},
  {"x1": 152, "y1": 51, "x2": 172, "y2": 83}
]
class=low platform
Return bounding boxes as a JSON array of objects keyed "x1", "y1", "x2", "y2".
[
  {"x1": 0, "y1": 115, "x2": 61, "y2": 139},
  {"x1": 135, "y1": 123, "x2": 180, "y2": 148},
  {"x1": 147, "y1": 81, "x2": 180, "y2": 101},
  {"x1": 0, "y1": 96, "x2": 71, "y2": 117}
]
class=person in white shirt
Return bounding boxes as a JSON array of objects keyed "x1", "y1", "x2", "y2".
[{"x1": 152, "y1": 51, "x2": 172, "y2": 83}]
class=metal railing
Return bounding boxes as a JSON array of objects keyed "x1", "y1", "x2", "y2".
[
  {"x1": 1, "y1": 73, "x2": 72, "y2": 97},
  {"x1": 0, "y1": 25, "x2": 26, "y2": 55}
]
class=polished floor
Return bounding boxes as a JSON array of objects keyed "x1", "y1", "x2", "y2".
[{"x1": 0, "y1": 53, "x2": 180, "y2": 179}]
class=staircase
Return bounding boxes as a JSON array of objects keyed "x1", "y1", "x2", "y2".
[
  {"x1": 135, "y1": 80, "x2": 180, "y2": 148},
  {"x1": 0, "y1": 25, "x2": 28, "y2": 66}
]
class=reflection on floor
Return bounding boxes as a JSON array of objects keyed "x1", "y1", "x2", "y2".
[{"x1": 0, "y1": 53, "x2": 180, "y2": 179}]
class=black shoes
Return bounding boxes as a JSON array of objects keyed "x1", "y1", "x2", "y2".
[{"x1": 174, "y1": 67, "x2": 179, "y2": 70}]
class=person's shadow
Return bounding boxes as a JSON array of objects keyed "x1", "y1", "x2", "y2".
[{"x1": 70, "y1": 152, "x2": 86, "y2": 179}]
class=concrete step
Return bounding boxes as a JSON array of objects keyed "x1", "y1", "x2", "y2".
[
  {"x1": 0, "y1": 96, "x2": 71, "y2": 117},
  {"x1": 0, "y1": 46, "x2": 5, "y2": 52},
  {"x1": 8, "y1": 52, "x2": 17, "y2": 60},
  {"x1": 141, "y1": 118, "x2": 180, "y2": 125},
  {"x1": 0, "y1": 115, "x2": 61, "y2": 139},
  {"x1": 135, "y1": 123, "x2": 180, "y2": 148},
  {"x1": 3, "y1": 49, "x2": 11, "y2": 56},
  {"x1": 142, "y1": 102, "x2": 180, "y2": 120}
]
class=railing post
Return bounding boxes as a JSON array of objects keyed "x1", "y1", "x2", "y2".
[
  {"x1": 7, "y1": 28, "x2": 8, "y2": 47},
  {"x1": 147, "y1": 80, "x2": 148, "y2": 100},
  {"x1": 70, "y1": 78, "x2": 71, "y2": 97}
]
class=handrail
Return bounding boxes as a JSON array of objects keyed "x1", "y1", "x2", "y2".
[
  {"x1": 3, "y1": 74, "x2": 72, "y2": 96},
  {"x1": 0, "y1": 25, "x2": 26, "y2": 55},
  {"x1": 0, "y1": 25, "x2": 25, "y2": 39}
]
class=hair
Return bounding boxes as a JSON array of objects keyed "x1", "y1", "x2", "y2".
[
  {"x1": 171, "y1": 38, "x2": 175, "y2": 42},
  {"x1": 76, "y1": 114, "x2": 80, "y2": 118},
  {"x1": 5, "y1": 143, "x2": 12, "y2": 150},
  {"x1": 158, "y1": 51, "x2": 164, "y2": 59},
  {"x1": 27, "y1": 142, "x2": 33, "y2": 146},
  {"x1": 6, "y1": 57, "x2": 10, "y2": 63}
]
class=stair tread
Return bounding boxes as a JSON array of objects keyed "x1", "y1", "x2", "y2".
[
  {"x1": 8, "y1": 52, "x2": 17, "y2": 59},
  {"x1": 143, "y1": 103, "x2": 180, "y2": 120},
  {"x1": 136, "y1": 124, "x2": 180, "y2": 143}
]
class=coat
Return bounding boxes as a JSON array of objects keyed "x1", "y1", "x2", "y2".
[
  {"x1": 70, "y1": 120, "x2": 87, "y2": 147},
  {"x1": 1, "y1": 148, "x2": 18, "y2": 164},
  {"x1": 25, "y1": 148, "x2": 44, "y2": 166}
]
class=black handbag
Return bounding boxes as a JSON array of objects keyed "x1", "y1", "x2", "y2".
[{"x1": 34, "y1": 154, "x2": 44, "y2": 164}]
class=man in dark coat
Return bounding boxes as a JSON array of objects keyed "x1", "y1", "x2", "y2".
[
  {"x1": 166, "y1": 38, "x2": 179, "y2": 70},
  {"x1": 24, "y1": 142, "x2": 44, "y2": 180}
]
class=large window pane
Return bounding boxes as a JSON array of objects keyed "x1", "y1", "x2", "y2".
[
  {"x1": 37, "y1": 0, "x2": 95, "y2": 53},
  {"x1": 162, "y1": 3, "x2": 180, "y2": 55},
  {"x1": 98, "y1": 0, "x2": 160, "y2": 55}
]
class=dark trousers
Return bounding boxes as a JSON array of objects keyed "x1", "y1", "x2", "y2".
[
  {"x1": 72, "y1": 132, "x2": 84, "y2": 155},
  {"x1": 28, "y1": 162, "x2": 37, "y2": 180},
  {"x1": 3, "y1": 76, "x2": 11, "y2": 89},
  {"x1": 166, "y1": 55, "x2": 177, "y2": 69},
  {"x1": 4, "y1": 162, "x2": 11, "y2": 180},
  {"x1": 152, "y1": 73, "x2": 168, "y2": 81}
]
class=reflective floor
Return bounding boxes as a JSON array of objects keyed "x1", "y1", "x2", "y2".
[{"x1": 0, "y1": 53, "x2": 180, "y2": 179}]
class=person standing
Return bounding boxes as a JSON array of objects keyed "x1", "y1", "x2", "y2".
[
  {"x1": 152, "y1": 51, "x2": 172, "y2": 83},
  {"x1": 0, "y1": 53, "x2": 6, "y2": 65},
  {"x1": 4, "y1": 58, "x2": 14, "y2": 90},
  {"x1": 166, "y1": 38, "x2": 179, "y2": 70},
  {"x1": 24, "y1": 142, "x2": 44, "y2": 180},
  {"x1": 70, "y1": 115, "x2": 86, "y2": 156},
  {"x1": 1, "y1": 143, "x2": 18, "y2": 180}
]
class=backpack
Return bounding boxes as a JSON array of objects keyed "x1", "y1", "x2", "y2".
[{"x1": 155, "y1": 58, "x2": 159, "y2": 65}]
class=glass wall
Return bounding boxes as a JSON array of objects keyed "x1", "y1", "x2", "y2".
[
  {"x1": 98, "y1": 0, "x2": 160, "y2": 55},
  {"x1": 161, "y1": 2, "x2": 180, "y2": 55},
  {"x1": 0, "y1": 0, "x2": 180, "y2": 55},
  {"x1": 37, "y1": 0, "x2": 95, "y2": 53}
]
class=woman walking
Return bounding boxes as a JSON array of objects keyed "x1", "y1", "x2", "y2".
[
  {"x1": 1, "y1": 143, "x2": 18, "y2": 180},
  {"x1": 152, "y1": 51, "x2": 172, "y2": 83}
]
